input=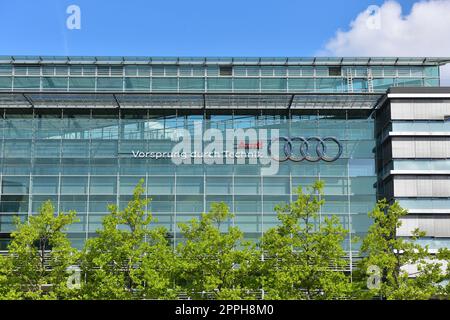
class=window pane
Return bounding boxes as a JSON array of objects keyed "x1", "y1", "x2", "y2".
[
  {"x1": 263, "y1": 177, "x2": 289, "y2": 194},
  {"x1": 235, "y1": 177, "x2": 260, "y2": 194},
  {"x1": 152, "y1": 77, "x2": 178, "y2": 91},
  {"x1": 62, "y1": 141, "x2": 89, "y2": 158},
  {"x1": 90, "y1": 176, "x2": 117, "y2": 194},
  {"x1": 60, "y1": 195, "x2": 87, "y2": 212},
  {"x1": 0, "y1": 196, "x2": 28, "y2": 213},
  {"x1": 2, "y1": 176, "x2": 29, "y2": 194},
  {"x1": 3, "y1": 141, "x2": 31, "y2": 157},
  {"x1": 207, "y1": 78, "x2": 232, "y2": 91},
  {"x1": 177, "y1": 177, "x2": 203, "y2": 194},
  {"x1": 0, "y1": 65, "x2": 12, "y2": 75},
  {"x1": 120, "y1": 177, "x2": 145, "y2": 194},
  {"x1": 288, "y1": 78, "x2": 314, "y2": 91},
  {"x1": 261, "y1": 67, "x2": 273, "y2": 76},
  {"x1": 165, "y1": 66, "x2": 178, "y2": 76},
  {"x1": 124, "y1": 77, "x2": 150, "y2": 91},
  {"x1": 14, "y1": 77, "x2": 40, "y2": 89},
  {"x1": 97, "y1": 77, "x2": 123, "y2": 90},
  {"x1": 152, "y1": 66, "x2": 165, "y2": 76},
  {"x1": 32, "y1": 176, "x2": 58, "y2": 194},
  {"x1": 261, "y1": 78, "x2": 287, "y2": 91},
  {"x1": 147, "y1": 176, "x2": 175, "y2": 195},
  {"x1": 234, "y1": 78, "x2": 259, "y2": 91},
  {"x1": 0, "y1": 76, "x2": 12, "y2": 89},
  {"x1": 179, "y1": 78, "x2": 204, "y2": 91},
  {"x1": 317, "y1": 78, "x2": 344, "y2": 92},
  {"x1": 206, "y1": 177, "x2": 232, "y2": 194},
  {"x1": 69, "y1": 77, "x2": 95, "y2": 90},
  {"x1": 35, "y1": 140, "x2": 60, "y2": 158},
  {"x1": 42, "y1": 77, "x2": 67, "y2": 90},
  {"x1": 61, "y1": 176, "x2": 88, "y2": 194}
]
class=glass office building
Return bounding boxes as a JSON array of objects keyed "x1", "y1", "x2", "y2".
[{"x1": 0, "y1": 56, "x2": 449, "y2": 267}]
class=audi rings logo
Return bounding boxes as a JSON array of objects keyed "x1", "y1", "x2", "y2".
[{"x1": 269, "y1": 136, "x2": 343, "y2": 162}]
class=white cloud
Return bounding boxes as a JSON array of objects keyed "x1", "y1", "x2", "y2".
[{"x1": 321, "y1": 0, "x2": 450, "y2": 85}]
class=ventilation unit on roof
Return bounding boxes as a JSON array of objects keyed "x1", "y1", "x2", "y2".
[
  {"x1": 329, "y1": 67, "x2": 342, "y2": 76},
  {"x1": 219, "y1": 66, "x2": 233, "y2": 76}
]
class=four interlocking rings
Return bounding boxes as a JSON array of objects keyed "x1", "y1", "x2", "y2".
[{"x1": 268, "y1": 136, "x2": 343, "y2": 162}]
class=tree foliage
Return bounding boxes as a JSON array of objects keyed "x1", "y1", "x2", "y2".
[
  {"x1": 79, "y1": 179, "x2": 177, "y2": 299},
  {"x1": 436, "y1": 248, "x2": 450, "y2": 298},
  {"x1": 260, "y1": 181, "x2": 353, "y2": 299},
  {"x1": 176, "y1": 202, "x2": 261, "y2": 299},
  {"x1": 0, "y1": 201, "x2": 78, "y2": 300},
  {"x1": 1, "y1": 180, "x2": 449, "y2": 300},
  {"x1": 357, "y1": 199, "x2": 445, "y2": 300}
]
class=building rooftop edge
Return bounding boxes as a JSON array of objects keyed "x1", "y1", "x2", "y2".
[
  {"x1": 1, "y1": 56, "x2": 449, "y2": 66},
  {"x1": 388, "y1": 87, "x2": 450, "y2": 94}
]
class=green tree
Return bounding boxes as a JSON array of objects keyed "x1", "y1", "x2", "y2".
[
  {"x1": 436, "y1": 248, "x2": 450, "y2": 298},
  {"x1": 357, "y1": 199, "x2": 445, "y2": 300},
  {"x1": 0, "y1": 251, "x2": 21, "y2": 300},
  {"x1": 0, "y1": 201, "x2": 78, "y2": 300},
  {"x1": 260, "y1": 181, "x2": 353, "y2": 300},
  {"x1": 80, "y1": 179, "x2": 177, "y2": 299},
  {"x1": 177, "y1": 202, "x2": 261, "y2": 300}
]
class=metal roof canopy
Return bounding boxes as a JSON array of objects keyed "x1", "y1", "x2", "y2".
[
  {"x1": 0, "y1": 92, "x2": 383, "y2": 110},
  {"x1": 1, "y1": 56, "x2": 449, "y2": 66}
]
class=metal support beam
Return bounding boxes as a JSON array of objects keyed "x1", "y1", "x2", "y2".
[
  {"x1": 22, "y1": 93, "x2": 34, "y2": 107},
  {"x1": 287, "y1": 94, "x2": 295, "y2": 110},
  {"x1": 112, "y1": 93, "x2": 121, "y2": 108}
]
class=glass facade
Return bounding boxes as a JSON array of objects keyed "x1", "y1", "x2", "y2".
[
  {"x1": 0, "y1": 56, "x2": 442, "y2": 94},
  {"x1": 1, "y1": 56, "x2": 449, "y2": 253},
  {"x1": 0, "y1": 108, "x2": 376, "y2": 251},
  {"x1": 393, "y1": 121, "x2": 450, "y2": 132}
]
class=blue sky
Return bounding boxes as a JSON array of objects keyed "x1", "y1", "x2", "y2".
[{"x1": 0, "y1": 0, "x2": 420, "y2": 57}]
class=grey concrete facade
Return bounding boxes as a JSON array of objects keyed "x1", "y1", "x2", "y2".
[{"x1": 376, "y1": 87, "x2": 450, "y2": 247}]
